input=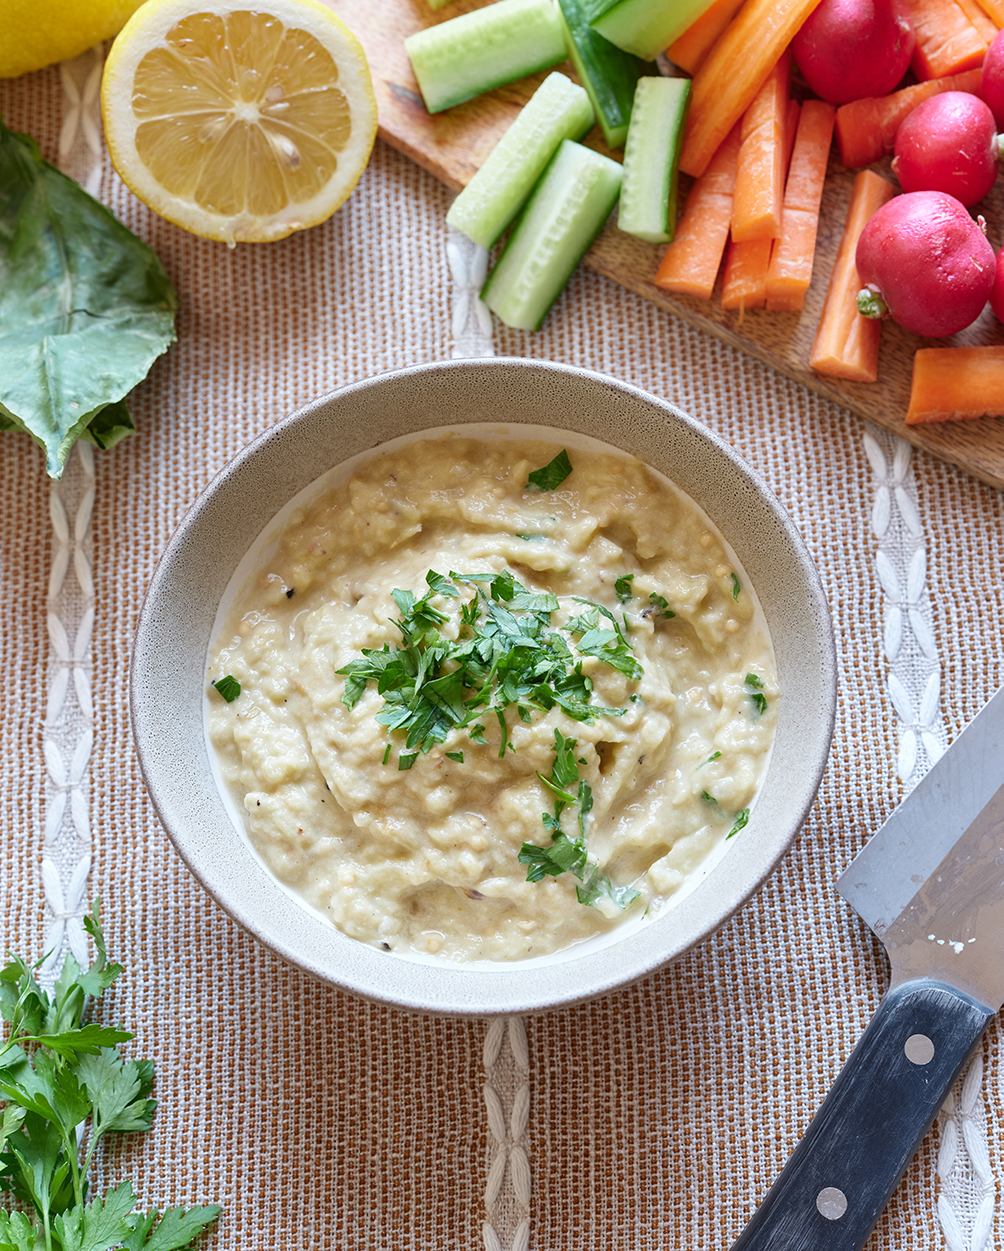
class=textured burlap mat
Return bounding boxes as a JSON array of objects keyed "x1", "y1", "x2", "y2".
[{"x1": 2, "y1": 59, "x2": 1003, "y2": 1251}]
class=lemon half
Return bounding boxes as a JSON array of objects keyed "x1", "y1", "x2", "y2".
[
  {"x1": 0, "y1": 0, "x2": 146, "y2": 79},
  {"x1": 101, "y1": 0, "x2": 378, "y2": 244}
]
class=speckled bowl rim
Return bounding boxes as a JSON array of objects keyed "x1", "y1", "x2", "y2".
[{"x1": 130, "y1": 357, "x2": 836, "y2": 1017}]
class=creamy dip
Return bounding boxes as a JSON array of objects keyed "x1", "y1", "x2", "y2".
[{"x1": 207, "y1": 433, "x2": 778, "y2": 962}]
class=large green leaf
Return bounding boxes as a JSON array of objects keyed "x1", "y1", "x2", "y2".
[{"x1": 0, "y1": 118, "x2": 178, "y2": 478}]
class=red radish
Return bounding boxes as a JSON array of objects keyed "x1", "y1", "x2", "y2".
[
  {"x1": 855, "y1": 190, "x2": 995, "y2": 336},
  {"x1": 892, "y1": 92, "x2": 1002, "y2": 207},
  {"x1": 983, "y1": 28, "x2": 1004, "y2": 129},
  {"x1": 991, "y1": 249, "x2": 1004, "y2": 323},
  {"x1": 791, "y1": 0, "x2": 914, "y2": 106}
]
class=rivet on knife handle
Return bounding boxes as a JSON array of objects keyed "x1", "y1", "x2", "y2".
[{"x1": 729, "y1": 979, "x2": 994, "y2": 1250}]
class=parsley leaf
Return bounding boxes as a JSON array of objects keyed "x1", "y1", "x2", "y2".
[
  {"x1": 730, "y1": 572, "x2": 741, "y2": 600},
  {"x1": 525, "y1": 449, "x2": 572, "y2": 492},
  {"x1": 614, "y1": 574, "x2": 634, "y2": 602},
  {"x1": 212, "y1": 675, "x2": 241, "y2": 703},
  {"x1": 338, "y1": 571, "x2": 645, "y2": 912},
  {"x1": 745, "y1": 673, "x2": 768, "y2": 715},
  {"x1": 728, "y1": 808, "x2": 750, "y2": 839},
  {"x1": 647, "y1": 592, "x2": 675, "y2": 619},
  {"x1": 0, "y1": 901, "x2": 220, "y2": 1250}
]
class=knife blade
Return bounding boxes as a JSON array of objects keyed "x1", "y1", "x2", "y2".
[{"x1": 730, "y1": 685, "x2": 1004, "y2": 1251}]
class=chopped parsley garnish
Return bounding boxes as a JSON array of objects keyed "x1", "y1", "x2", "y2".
[
  {"x1": 520, "y1": 730, "x2": 639, "y2": 911},
  {"x1": 337, "y1": 569, "x2": 645, "y2": 912},
  {"x1": 728, "y1": 807, "x2": 750, "y2": 839},
  {"x1": 702, "y1": 790, "x2": 751, "y2": 840},
  {"x1": 614, "y1": 574, "x2": 635, "y2": 602},
  {"x1": 745, "y1": 672, "x2": 768, "y2": 715},
  {"x1": 212, "y1": 674, "x2": 241, "y2": 702},
  {"x1": 647, "y1": 592, "x2": 675, "y2": 619},
  {"x1": 525, "y1": 448, "x2": 572, "y2": 492},
  {"x1": 730, "y1": 572, "x2": 741, "y2": 600}
]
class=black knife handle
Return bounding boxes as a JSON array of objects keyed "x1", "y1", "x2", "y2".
[{"x1": 729, "y1": 978, "x2": 995, "y2": 1251}]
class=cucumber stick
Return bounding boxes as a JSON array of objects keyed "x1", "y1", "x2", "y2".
[
  {"x1": 481, "y1": 139, "x2": 622, "y2": 331},
  {"x1": 447, "y1": 73, "x2": 594, "y2": 249},
  {"x1": 405, "y1": 0, "x2": 567, "y2": 115},
  {"x1": 585, "y1": 0, "x2": 720, "y2": 61},
  {"x1": 556, "y1": 0, "x2": 652, "y2": 150},
  {"x1": 618, "y1": 76, "x2": 691, "y2": 243}
]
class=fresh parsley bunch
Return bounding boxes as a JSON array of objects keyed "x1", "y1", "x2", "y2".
[{"x1": 0, "y1": 902, "x2": 220, "y2": 1251}]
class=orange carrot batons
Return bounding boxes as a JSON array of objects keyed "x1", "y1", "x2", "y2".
[
  {"x1": 971, "y1": 0, "x2": 1004, "y2": 26},
  {"x1": 667, "y1": 0, "x2": 747, "y2": 74},
  {"x1": 906, "y1": 347, "x2": 1004, "y2": 422},
  {"x1": 809, "y1": 170, "x2": 896, "y2": 381},
  {"x1": 655, "y1": 125, "x2": 742, "y2": 299},
  {"x1": 678, "y1": 0, "x2": 823, "y2": 178},
  {"x1": 766, "y1": 98, "x2": 836, "y2": 311},
  {"x1": 834, "y1": 68, "x2": 982, "y2": 167},
  {"x1": 905, "y1": 0, "x2": 992, "y2": 79},
  {"x1": 731, "y1": 51, "x2": 791, "y2": 242},
  {"x1": 721, "y1": 236, "x2": 772, "y2": 310}
]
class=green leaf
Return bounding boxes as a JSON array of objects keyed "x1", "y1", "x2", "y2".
[
  {"x1": 576, "y1": 864, "x2": 640, "y2": 911},
  {"x1": 0, "y1": 1104, "x2": 25, "y2": 1154},
  {"x1": 525, "y1": 449, "x2": 572, "y2": 492},
  {"x1": 2, "y1": 1111, "x2": 73, "y2": 1219},
  {"x1": 0, "y1": 119, "x2": 178, "y2": 479},
  {"x1": 0, "y1": 1207, "x2": 45, "y2": 1251},
  {"x1": 518, "y1": 833, "x2": 586, "y2": 882},
  {"x1": 75, "y1": 1051, "x2": 155, "y2": 1137},
  {"x1": 727, "y1": 807, "x2": 750, "y2": 839},
  {"x1": 121, "y1": 1205, "x2": 221, "y2": 1251},
  {"x1": 30, "y1": 1024, "x2": 132, "y2": 1063},
  {"x1": 424, "y1": 570, "x2": 459, "y2": 598},
  {"x1": 647, "y1": 592, "x2": 675, "y2": 619},
  {"x1": 52, "y1": 1182, "x2": 137, "y2": 1251},
  {"x1": 745, "y1": 673, "x2": 767, "y2": 716},
  {"x1": 211, "y1": 675, "x2": 241, "y2": 704},
  {"x1": 614, "y1": 574, "x2": 634, "y2": 602}
]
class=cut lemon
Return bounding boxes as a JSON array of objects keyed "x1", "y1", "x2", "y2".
[
  {"x1": 0, "y1": 0, "x2": 146, "y2": 79},
  {"x1": 101, "y1": 0, "x2": 378, "y2": 244}
]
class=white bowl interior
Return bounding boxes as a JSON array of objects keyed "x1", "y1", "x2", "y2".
[{"x1": 130, "y1": 358, "x2": 837, "y2": 1015}]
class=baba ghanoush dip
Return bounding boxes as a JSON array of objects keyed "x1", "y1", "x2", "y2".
[{"x1": 207, "y1": 434, "x2": 778, "y2": 962}]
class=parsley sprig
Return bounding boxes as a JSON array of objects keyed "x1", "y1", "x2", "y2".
[
  {"x1": 0, "y1": 902, "x2": 220, "y2": 1251},
  {"x1": 337, "y1": 568, "x2": 650, "y2": 911},
  {"x1": 338, "y1": 569, "x2": 635, "y2": 760},
  {"x1": 518, "y1": 729, "x2": 639, "y2": 911}
]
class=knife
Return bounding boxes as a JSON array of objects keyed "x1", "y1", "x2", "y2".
[{"x1": 730, "y1": 684, "x2": 1004, "y2": 1251}]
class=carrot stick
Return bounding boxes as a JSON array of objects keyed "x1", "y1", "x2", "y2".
[
  {"x1": 809, "y1": 170, "x2": 896, "y2": 382},
  {"x1": 906, "y1": 347, "x2": 1004, "y2": 422},
  {"x1": 834, "y1": 67, "x2": 983, "y2": 167},
  {"x1": 731, "y1": 51, "x2": 791, "y2": 242},
  {"x1": 971, "y1": 0, "x2": 1004, "y2": 26},
  {"x1": 667, "y1": 0, "x2": 747, "y2": 74},
  {"x1": 724, "y1": 92, "x2": 800, "y2": 313},
  {"x1": 721, "y1": 236, "x2": 772, "y2": 310},
  {"x1": 655, "y1": 126, "x2": 742, "y2": 299},
  {"x1": 955, "y1": 0, "x2": 999, "y2": 38},
  {"x1": 782, "y1": 97, "x2": 800, "y2": 172},
  {"x1": 678, "y1": 0, "x2": 823, "y2": 178},
  {"x1": 766, "y1": 99, "x2": 836, "y2": 312},
  {"x1": 906, "y1": 0, "x2": 991, "y2": 79}
]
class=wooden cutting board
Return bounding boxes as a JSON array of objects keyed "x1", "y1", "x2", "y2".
[{"x1": 328, "y1": 0, "x2": 1004, "y2": 490}]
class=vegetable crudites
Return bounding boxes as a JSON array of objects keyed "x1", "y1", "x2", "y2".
[{"x1": 207, "y1": 435, "x2": 778, "y2": 963}]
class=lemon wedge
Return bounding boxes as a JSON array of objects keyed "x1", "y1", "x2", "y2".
[{"x1": 101, "y1": 0, "x2": 378, "y2": 244}]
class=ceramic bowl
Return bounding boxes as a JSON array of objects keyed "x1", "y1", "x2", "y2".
[{"x1": 130, "y1": 358, "x2": 836, "y2": 1016}]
